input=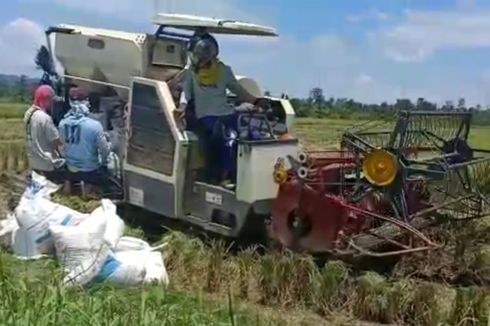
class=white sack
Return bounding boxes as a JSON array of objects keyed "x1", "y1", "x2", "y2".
[
  {"x1": 14, "y1": 197, "x2": 87, "y2": 259},
  {"x1": 143, "y1": 250, "x2": 169, "y2": 285},
  {"x1": 114, "y1": 237, "x2": 151, "y2": 252},
  {"x1": 88, "y1": 199, "x2": 125, "y2": 249},
  {"x1": 11, "y1": 171, "x2": 85, "y2": 259},
  {"x1": 49, "y1": 214, "x2": 111, "y2": 287},
  {"x1": 93, "y1": 250, "x2": 147, "y2": 286},
  {"x1": 95, "y1": 246, "x2": 169, "y2": 286},
  {"x1": 20, "y1": 171, "x2": 60, "y2": 202}
]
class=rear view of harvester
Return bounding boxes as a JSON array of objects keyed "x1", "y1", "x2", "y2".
[{"x1": 270, "y1": 110, "x2": 490, "y2": 257}]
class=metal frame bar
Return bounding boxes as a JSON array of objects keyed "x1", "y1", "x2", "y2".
[{"x1": 62, "y1": 74, "x2": 131, "y2": 90}]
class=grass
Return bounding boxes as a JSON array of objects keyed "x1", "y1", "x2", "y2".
[{"x1": 0, "y1": 251, "x2": 274, "y2": 326}]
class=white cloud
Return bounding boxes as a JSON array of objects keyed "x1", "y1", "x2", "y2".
[
  {"x1": 354, "y1": 74, "x2": 374, "y2": 86},
  {"x1": 0, "y1": 18, "x2": 45, "y2": 75},
  {"x1": 380, "y1": 9, "x2": 490, "y2": 63},
  {"x1": 21, "y1": 0, "x2": 268, "y2": 24},
  {"x1": 347, "y1": 9, "x2": 391, "y2": 24}
]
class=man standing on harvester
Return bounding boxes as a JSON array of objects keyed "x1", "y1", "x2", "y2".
[{"x1": 176, "y1": 32, "x2": 268, "y2": 188}]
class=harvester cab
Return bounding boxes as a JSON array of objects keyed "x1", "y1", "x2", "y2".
[{"x1": 45, "y1": 13, "x2": 299, "y2": 240}]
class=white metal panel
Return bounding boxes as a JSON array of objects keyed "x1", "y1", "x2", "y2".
[
  {"x1": 278, "y1": 99, "x2": 296, "y2": 136},
  {"x1": 54, "y1": 26, "x2": 146, "y2": 98},
  {"x1": 151, "y1": 38, "x2": 186, "y2": 67},
  {"x1": 236, "y1": 142, "x2": 299, "y2": 204},
  {"x1": 152, "y1": 13, "x2": 278, "y2": 36},
  {"x1": 234, "y1": 76, "x2": 263, "y2": 98},
  {"x1": 56, "y1": 24, "x2": 146, "y2": 42},
  {"x1": 125, "y1": 77, "x2": 188, "y2": 217}
]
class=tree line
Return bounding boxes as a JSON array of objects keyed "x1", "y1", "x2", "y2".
[
  {"x1": 3, "y1": 76, "x2": 490, "y2": 125},
  {"x1": 0, "y1": 74, "x2": 37, "y2": 103},
  {"x1": 271, "y1": 87, "x2": 490, "y2": 125}
]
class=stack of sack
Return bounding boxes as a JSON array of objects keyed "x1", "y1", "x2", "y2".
[{"x1": 0, "y1": 172, "x2": 169, "y2": 288}]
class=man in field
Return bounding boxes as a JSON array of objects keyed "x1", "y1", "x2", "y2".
[
  {"x1": 175, "y1": 32, "x2": 268, "y2": 187},
  {"x1": 24, "y1": 85, "x2": 65, "y2": 183},
  {"x1": 58, "y1": 87, "x2": 113, "y2": 194}
]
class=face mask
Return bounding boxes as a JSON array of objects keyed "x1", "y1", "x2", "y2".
[{"x1": 196, "y1": 60, "x2": 222, "y2": 86}]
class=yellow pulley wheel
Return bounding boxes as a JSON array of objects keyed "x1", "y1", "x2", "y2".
[
  {"x1": 273, "y1": 169, "x2": 288, "y2": 184},
  {"x1": 362, "y1": 149, "x2": 398, "y2": 186}
]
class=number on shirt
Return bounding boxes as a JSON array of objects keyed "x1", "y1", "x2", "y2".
[{"x1": 64, "y1": 124, "x2": 81, "y2": 144}]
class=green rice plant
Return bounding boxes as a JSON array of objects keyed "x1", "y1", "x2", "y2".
[
  {"x1": 0, "y1": 144, "x2": 8, "y2": 172},
  {"x1": 385, "y1": 279, "x2": 417, "y2": 324},
  {"x1": 311, "y1": 260, "x2": 351, "y2": 316},
  {"x1": 17, "y1": 143, "x2": 28, "y2": 172},
  {"x1": 234, "y1": 246, "x2": 260, "y2": 300},
  {"x1": 258, "y1": 250, "x2": 315, "y2": 307},
  {"x1": 51, "y1": 193, "x2": 101, "y2": 214},
  {"x1": 162, "y1": 231, "x2": 209, "y2": 290},
  {"x1": 353, "y1": 272, "x2": 390, "y2": 323},
  {"x1": 5, "y1": 143, "x2": 14, "y2": 171},
  {"x1": 258, "y1": 251, "x2": 280, "y2": 305},
  {"x1": 411, "y1": 281, "x2": 457, "y2": 326},
  {"x1": 471, "y1": 245, "x2": 490, "y2": 282},
  {"x1": 124, "y1": 226, "x2": 146, "y2": 239},
  {"x1": 451, "y1": 286, "x2": 490, "y2": 325},
  {"x1": 479, "y1": 292, "x2": 490, "y2": 326},
  {"x1": 8, "y1": 142, "x2": 20, "y2": 172},
  {"x1": 205, "y1": 239, "x2": 229, "y2": 293}
]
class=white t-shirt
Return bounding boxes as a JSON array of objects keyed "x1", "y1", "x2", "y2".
[
  {"x1": 180, "y1": 62, "x2": 248, "y2": 119},
  {"x1": 24, "y1": 106, "x2": 64, "y2": 171}
]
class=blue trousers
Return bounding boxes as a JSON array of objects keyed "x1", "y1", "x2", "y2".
[{"x1": 196, "y1": 114, "x2": 238, "y2": 184}]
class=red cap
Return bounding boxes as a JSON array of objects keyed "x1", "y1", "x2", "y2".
[{"x1": 33, "y1": 85, "x2": 55, "y2": 111}]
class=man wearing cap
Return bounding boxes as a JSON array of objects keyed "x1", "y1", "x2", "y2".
[
  {"x1": 24, "y1": 85, "x2": 65, "y2": 183},
  {"x1": 176, "y1": 32, "x2": 268, "y2": 187},
  {"x1": 58, "y1": 87, "x2": 112, "y2": 194}
]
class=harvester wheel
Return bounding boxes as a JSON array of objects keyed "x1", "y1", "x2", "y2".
[{"x1": 288, "y1": 209, "x2": 312, "y2": 240}]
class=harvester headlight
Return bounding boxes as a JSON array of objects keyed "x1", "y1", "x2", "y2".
[{"x1": 362, "y1": 149, "x2": 398, "y2": 186}]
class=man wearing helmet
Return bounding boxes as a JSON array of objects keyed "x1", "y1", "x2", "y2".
[{"x1": 176, "y1": 32, "x2": 267, "y2": 187}]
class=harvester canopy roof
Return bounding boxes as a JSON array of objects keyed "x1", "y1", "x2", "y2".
[{"x1": 151, "y1": 13, "x2": 278, "y2": 37}]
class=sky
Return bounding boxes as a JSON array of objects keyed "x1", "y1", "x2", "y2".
[{"x1": 1, "y1": 0, "x2": 490, "y2": 106}]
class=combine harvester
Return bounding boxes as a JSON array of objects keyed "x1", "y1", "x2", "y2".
[
  {"x1": 40, "y1": 12, "x2": 297, "y2": 242},
  {"x1": 270, "y1": 112, "x2": 490, "y2": 257},
  {"x1": 29, "y1": 11, "x2": 490, "y2": 259}
]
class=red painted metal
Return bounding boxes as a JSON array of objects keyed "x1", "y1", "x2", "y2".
[{"x1": 270, "y1": 151, "x2": 436, "y2": 255}]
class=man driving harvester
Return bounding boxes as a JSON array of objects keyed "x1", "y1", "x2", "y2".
[{"x1": 175, "y1": 32, "x2": 268, "y2": 188}]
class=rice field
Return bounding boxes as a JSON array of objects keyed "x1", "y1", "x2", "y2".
[
  {"x1": 3, "y1": 108, "x2": 490, "y2": 325},
  {"x1": 0, "y1": 102, "x2": 27, "y2": 119},
  {"x1": 295, "y1": 117, "x2": 490, "y2": 150}
]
